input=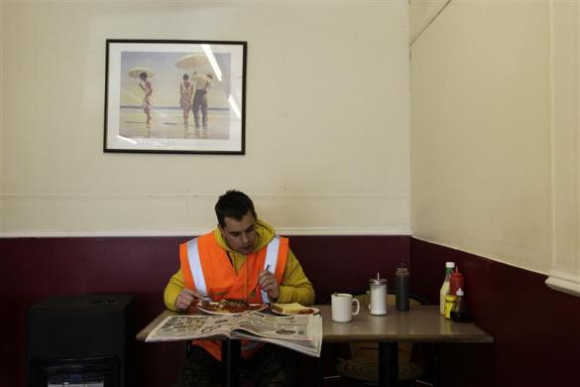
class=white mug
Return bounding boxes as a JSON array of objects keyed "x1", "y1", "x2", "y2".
[{"x1": 331, "y1": 293, "x2": 360, "y2": 323}]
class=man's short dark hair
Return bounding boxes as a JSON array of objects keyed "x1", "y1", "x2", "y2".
[{"x1": 215, "y1": 190, "x2": 257, "y2": 227}]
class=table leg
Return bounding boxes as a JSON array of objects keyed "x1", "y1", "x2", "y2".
[
  {"x1": 316, "y1": 354, "x2": 323, "y2": 387},
  {"x1": 432, "y1": 344, "x2": 440, "y2": 387},
  {"x1": 378, "y1": 341, "x2": 398, "y2": 387},
  {"x1": 222, "y1": 339, "x2": 241, "y2": 387}
]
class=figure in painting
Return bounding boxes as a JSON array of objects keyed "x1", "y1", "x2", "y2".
[
  {"x1": 192, "y1": 73, "x2": 213, "y2": 130},
  {"x1": 180, "y1": 73, "x2": 194, "y2": 128},
  {"x1": 139, "y1": 72, "x2": 153, "y2": 127}
]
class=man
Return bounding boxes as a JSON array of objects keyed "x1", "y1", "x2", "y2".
[
  {"x1": 192, "y1": 73, "x2": 213, "y2": 129},
  {"x1": 164, "y1": 190, "x2": 315, "y2": 387}
]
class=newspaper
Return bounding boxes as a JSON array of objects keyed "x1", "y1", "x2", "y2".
[{"x1": 145, "y1": 311, "x2": 322, "y2": 357}]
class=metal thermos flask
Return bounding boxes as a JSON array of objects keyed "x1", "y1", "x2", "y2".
[{"x1": 395, "y1": 266, "x2": 410, "y2": 311}]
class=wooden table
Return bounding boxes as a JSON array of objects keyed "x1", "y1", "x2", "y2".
[
  {"x1": 137, "y1": 305, "x2": 493, "y2": 387},
  {"x1": 319, "y1": 304, "x2": 493, "y2": 387},
  {"x1": 136, "y1": 310, "x2": 175, "y2": 341}
]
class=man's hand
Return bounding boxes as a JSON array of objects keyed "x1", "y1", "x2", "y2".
[
  {"x1": 258, "y1": 270, "x2": 280, "y2": 301},
  {"x1": 175, "y1": 288, "x2": 205, "y2": 311}
]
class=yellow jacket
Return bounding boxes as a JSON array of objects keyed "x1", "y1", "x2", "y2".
[{"x1": 164, "y1": 219, "x2": 315, "y2": 310}]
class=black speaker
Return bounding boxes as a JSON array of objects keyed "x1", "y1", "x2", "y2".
[{"x1": 27, "y1": 294, "x2": 135, "y2": 387}]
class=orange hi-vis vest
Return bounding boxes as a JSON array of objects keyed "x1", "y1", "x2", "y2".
[{"x1": 179, "y1": 231, "x2": 289, "y2": 361}]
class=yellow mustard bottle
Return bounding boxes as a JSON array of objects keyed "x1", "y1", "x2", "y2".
[
  {"x1": 444, "y1": 294, "x2": 457, "y2": 319},
  {"x1": 439, "y1": 261, "x2": 455, "y2": 315}
]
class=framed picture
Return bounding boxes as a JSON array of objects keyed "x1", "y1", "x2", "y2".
[{"x1": 104, "y1": 39, "x2": 246, "y2": 154}]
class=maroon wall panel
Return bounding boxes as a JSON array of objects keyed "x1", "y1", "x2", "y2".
[
  {"x1": 0, "y1": 235, "x2": 408, "y2": 387},
  {"x1": 290, "y1": 235, "x2": 410, "y2": 303},
  {"x1": 411, "y1": 238, "x2": 580, "y2": 387},
  {"x1": 0, "y1": 237, "x2": 189, "y2": 387},
  {"x1": 10, "y1": 235, "x2": 578, "y2": 387}
]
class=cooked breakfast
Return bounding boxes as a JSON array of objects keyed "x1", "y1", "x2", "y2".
[{"x1": 199, "y1": 298, "x2": 264, "y2": 314}]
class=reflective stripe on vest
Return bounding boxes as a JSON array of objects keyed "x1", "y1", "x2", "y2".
[
  {"x1": 187, "y1": 236, "x2": 282, "y2": 302},
  {"x1": 261, "y1": 236, "x2": 280, "y2": 303},
  {"x1": 186, "y1": 238, "x2": 208, "y2": 297}
]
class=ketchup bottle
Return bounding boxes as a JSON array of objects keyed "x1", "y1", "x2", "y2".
[{"x1": 449, "y1": 267, "x2": 464, "y2": 297}]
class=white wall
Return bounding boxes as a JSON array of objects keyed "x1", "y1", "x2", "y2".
[
  {"x1": 0, "y1": 0, "x2": 411, "y2": 236},
  {"x1": 0, "y1": 0, "x2": 4, "y2": 231},
  {"x1": 545, "y1": 0, "x2": 580, "y2": 296},
  {"x1": 410, "y1": 0, "x2": 553, "y2": 273}
]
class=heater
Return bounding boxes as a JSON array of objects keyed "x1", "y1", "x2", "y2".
[{"x1": 27, "y1": 294, "x2": 135, "y2": 387}]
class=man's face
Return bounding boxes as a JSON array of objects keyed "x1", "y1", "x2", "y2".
[{"x1": 219, "y1": 211, "x2": 257, "y2": 255}]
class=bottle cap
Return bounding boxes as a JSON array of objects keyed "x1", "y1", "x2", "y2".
[
  {"x1": 369, "y1": 272, "x2": 387, "y2": 285},
  {"x1": 456, "y1": 288, "x2": 464, "y2": 296},
  {"x1": 445, "y1": 262, "x2": 455, "y2": 268},
  {"x1": 396, "y1": 267, "x2": 409, "y2": 276}
]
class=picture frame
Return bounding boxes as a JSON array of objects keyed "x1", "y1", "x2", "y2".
[{"x1": 104, "y1": 39, "x2": 246, "y2": 154}]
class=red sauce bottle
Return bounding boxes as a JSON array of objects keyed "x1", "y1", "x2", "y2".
[{"x1": 449, "y1": 267, "x2": 464, "y2": 297}]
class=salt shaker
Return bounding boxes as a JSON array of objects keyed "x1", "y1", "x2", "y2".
[
  {"x1": 395, "y1": 265, "x2": 410, "y2": 311},
  {"x1": 369, "y1": 273, "x2": 387, "y2": 315}
]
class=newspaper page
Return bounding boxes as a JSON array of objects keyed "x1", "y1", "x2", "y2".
[
  {"x1": 145, "y1": 311, "x2": 322, "y2": 357},
  {"x1": 232, "y1": 312, "x2": 312, "y2": 341},
  {"x1": 232, "y1": 313, "x2": 323, "y2": 357},
  {"x1": 145, "y1": 314, "x2": 241, "y2": 342}
]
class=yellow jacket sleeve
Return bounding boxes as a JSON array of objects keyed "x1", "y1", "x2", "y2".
[
  {"x1": 164, "y1": 270, "x2": 185, "y2": 312},
  {"x1": 275, "y1": 249, "x2": 315, "y2": 305}
]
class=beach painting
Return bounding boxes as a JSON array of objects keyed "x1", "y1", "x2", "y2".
[{"x1": 104, "y1": 40, "x2": 246, "y2": 154}]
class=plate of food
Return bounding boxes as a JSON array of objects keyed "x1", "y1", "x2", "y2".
[
  {"x1": 196, "y1": 298, "x2": 268, "y2": 315},
  {"x1": 270, "y1": 302, "x2": 319, "y2": 316}
]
